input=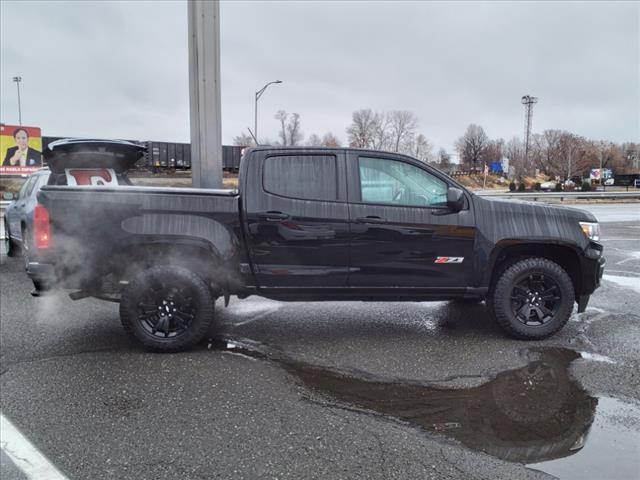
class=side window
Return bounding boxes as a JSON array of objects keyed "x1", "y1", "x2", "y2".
[
  {"x1": 358, "y1": 157, "x2": 448, "y2": 207},
  {"x1": 263, "y1": 155, "x2": 338, "y2": 201},
  {"x1": 33, "y1": 174, "x2": 50, "y2": 194},
  {"x1": 25, "y1": 175, "x2": 41, "y2": 198},
  {"x1": 17, "y1": 178, "x2": 32, "y2": 199}
]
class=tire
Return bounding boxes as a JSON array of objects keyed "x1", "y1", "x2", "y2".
[
  {"x1": 490, "y1": 257, "x2": 574, "y2": 340},
  {"x1": 120, "y1": 265, "x2": 216, "y2": 352}
]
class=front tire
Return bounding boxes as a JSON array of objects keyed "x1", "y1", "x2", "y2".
[
  {"x1": 490, "y1": 257, "x2": 574, "y2": 340},
  {"x1": 120, "y1": 265, "x2": 216, "y2": 352}
]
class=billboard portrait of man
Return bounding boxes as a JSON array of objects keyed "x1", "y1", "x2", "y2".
[{"x1": 2, "y1": 127, "x2": 43, "y2": 167}]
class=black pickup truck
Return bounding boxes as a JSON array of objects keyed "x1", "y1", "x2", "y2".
[{"x1": 31, "y1": 146, "x2": 605, "y2": 351}]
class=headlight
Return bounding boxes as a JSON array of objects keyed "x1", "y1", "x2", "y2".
[{"x1": 579, "y1": 222, "x2": 600, "y2": 242}]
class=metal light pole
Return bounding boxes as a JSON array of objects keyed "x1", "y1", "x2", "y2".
[
  {"x1": 254, "y1": 80, "x2": 282, "y2": 144},
  {"x1": 188, "y1": 0, "x2": 223, "y2": 188},
  {"x1": 13, "y1": 76, "x2": 22, "y2": 125}
]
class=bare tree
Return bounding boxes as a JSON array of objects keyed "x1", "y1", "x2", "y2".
[
  {"x1": 287, "y1": 112, "x2": 303, "y2": 146},
  {"x1": 275, "y1": 110, "x2": 288, "y2": 146},
  {"x1": 321, "y1": 132, "x2": 341, "y2": 147},
  {"x1": 412, "y1": 133, "x2": 432, "y2": 162},
  {"x1": 346, "y1": 109, "x2": 377, "y2": 148},
  {"x1": 371, "y1": 112, "x2": 392, "y2": 150},
  {"x1": 274, "y1": 111, "x2": 303, "y2": 146},
  {"x1": 233, "y1": 132, "x2": 255, "y2": 147},
  {"x1": 532, "y1": 129, "x2": 563, "y2": 175},
  {"x1": 483, "y1": 138, "x2": 504, "y2": 165},
  {"x1": 388, "y1": 110, "x2": 418, "y2": 153},
  {"x1": 306, "y1": 134, "x2": 322, "y2": 147},
  {"x1": 504, "y1": 137, "x2": 524, "y2": 176},
  {"x1": 455, "y1": 124, "x2": 488, "y2": 169},
  {"x1": 438, "y1": 148, "x2": 452, "y2": 171}
]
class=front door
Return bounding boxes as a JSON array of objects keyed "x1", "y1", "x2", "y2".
[
  {"x1": 243, "y1": 150, "x2": 350, "y2": 288},
  {"x1": 347, "y1": 153, "x2": 476, "y2": 288}
]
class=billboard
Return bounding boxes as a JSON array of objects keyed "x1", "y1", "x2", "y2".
[
  {"x1": 589, "y1": 168, "x2": 612, "y2": 180},
  {"x1": 0, "y1": 124, "x2": 43, "y2": 175}
]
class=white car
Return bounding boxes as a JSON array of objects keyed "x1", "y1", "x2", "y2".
[
  {"x1": 604, "y1": 178, "x2": 614, "y2": 186},
  {"x1": 540, "y1": 181, "x2": 557, "y2": 191}
]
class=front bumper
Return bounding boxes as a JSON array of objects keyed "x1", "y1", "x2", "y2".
[{"x1": 576, "y1": 243, "x2": 605, "y2": 313}]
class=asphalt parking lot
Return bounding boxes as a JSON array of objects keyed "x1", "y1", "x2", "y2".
[{"x1": 1, "y1": 203, "x2": 639, "y2": 480}]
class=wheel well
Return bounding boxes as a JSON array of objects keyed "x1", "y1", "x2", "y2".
[
  {"x1": 489, "y1": 244, "x2": 581, "y2": 296},
  {"x1": 112, "y1": 243, "x2": 226, "y2": 293}
]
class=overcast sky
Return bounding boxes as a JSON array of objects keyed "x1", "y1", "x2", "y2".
[{"x1": 1, "y1": 1, "x2": 638, "y2": 154}]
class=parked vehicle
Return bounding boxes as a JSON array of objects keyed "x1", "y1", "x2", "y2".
[
  {"x1": 540, "y1": 181, "x2": 557, "y2": 192},
  {"x1": 4, "y1": 169, "x2": 51, "y2": 272},
  {"x1": 32, "y1": 146, "x2": 605, "y2": 351},
  {"x1": 4, "y1": 138, "x2": 143, "y2": 290}
]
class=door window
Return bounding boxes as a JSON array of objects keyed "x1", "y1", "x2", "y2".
[
  {"x1": 358, "y1": 157, "x2": 448, "y2": 207},
  {"x1": 263, "y1": 155, "x2": 338, "y2": 201}
]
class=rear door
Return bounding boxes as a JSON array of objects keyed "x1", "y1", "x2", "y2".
[
  {"x1": 347, "y1": 152, "x2": 476, "y2": 288},
  {"x1": 243, "y1": 150, "x2": 350, "y2": 288}
]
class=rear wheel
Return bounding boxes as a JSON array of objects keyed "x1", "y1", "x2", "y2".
[
  {"x1": 490, "y1": 257, "x2": 574, "y2": 340},
  {"x1": 120, "y1": 265, "x2": 216, "y2": 352}
]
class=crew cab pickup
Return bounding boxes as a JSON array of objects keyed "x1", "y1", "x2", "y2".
[{"x1": 32, "y1": 146, "x2": 605, "y2": 351}]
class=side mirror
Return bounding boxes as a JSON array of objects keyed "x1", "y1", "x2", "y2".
[{"x1": 447, "y1": 187, "x2": 465, "y2": 212}]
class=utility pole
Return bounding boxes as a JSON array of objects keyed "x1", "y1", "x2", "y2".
[
  {"x1": 254, "y1": 80, "x2": 282, "y2": 145},
  {"x1": 521, "y1": 95, "x2": 538, "y2": 175},
  {"x1": 188, "y1": 0, "x2": 223, "y2": 188},
  {"x1": 13, "y1": 76, "x2": 22, "y2": 125}
]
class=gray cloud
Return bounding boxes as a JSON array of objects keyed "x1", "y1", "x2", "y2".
[{"x1": 1, "y1": 0, "x2": 638, "y2": 152}]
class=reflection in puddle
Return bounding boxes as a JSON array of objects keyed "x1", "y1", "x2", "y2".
[{"x1": 215, "y1": 341, "x2": 639, "y2": 476}]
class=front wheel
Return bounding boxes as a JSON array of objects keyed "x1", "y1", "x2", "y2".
[
  {"x1": 490, "y1": 257, "x2": 574, "y2": 340},
  {"x1": 120, "y1": 265, "x2": 216, "y2": 352}
]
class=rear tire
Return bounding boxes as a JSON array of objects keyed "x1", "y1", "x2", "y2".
[
  {"x1": 490, "y1": 257, "x2": 574, "y2": 340},
  {"x1": 120, "y1": 265, "x2": 216, "y2": 352}
]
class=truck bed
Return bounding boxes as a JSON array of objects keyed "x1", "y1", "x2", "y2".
[{"x1": 36, "y1": 185, "x2": 243, "y2": 292}]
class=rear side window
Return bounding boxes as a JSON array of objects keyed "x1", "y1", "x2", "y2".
[{"x1": 263, "y1": 155, "x2": 338, "y2": 201}]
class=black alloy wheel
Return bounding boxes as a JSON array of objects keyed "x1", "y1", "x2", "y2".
[
  {"x1": 510, "y1": 273, "x2": 562, "y2": 326},
  {"x1": 490, "y1": 257, "x2": 574, "y2": 340},
  {"x1": 137, "y1": 281, "x2": 196, "y2": 339},
  {"x1": 120, "y1": 265, "x2": 216, "y2": 352}
]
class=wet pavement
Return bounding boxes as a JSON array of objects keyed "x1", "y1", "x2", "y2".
[{"x1": 1, "y1": 212, "x2": 639, "y2": 479}]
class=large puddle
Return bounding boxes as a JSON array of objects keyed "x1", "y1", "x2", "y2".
[{"x1": 214, "y1": 340, "x2": 640, "y2": 479}]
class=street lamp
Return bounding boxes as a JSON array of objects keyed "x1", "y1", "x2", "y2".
[
  {"x1": 254, "y1": 80, "x2": 282, "y2": 144},
  {"x1": 12, "y1": 76, "x2": 22, "y2": 125}
]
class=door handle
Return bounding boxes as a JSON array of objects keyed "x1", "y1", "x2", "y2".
[
  {"x1": 356, "y1": 216, "x2": 386, "y2": 224},
  {"x1": 257, "y1": 211, "x2": 290, "y2": 221}
]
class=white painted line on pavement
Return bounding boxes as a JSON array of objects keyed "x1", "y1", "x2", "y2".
[{"x1": 0, "y1": 413, "x2": 69, "y2": 480}]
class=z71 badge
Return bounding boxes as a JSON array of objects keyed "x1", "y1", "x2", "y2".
[{"x1": 435, "y1": 257, "x2": 464, "y2": 264}]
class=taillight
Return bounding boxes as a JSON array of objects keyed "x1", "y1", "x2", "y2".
[{"x1": 34, "y1": 204, "x2": 50, "y2": 249}]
